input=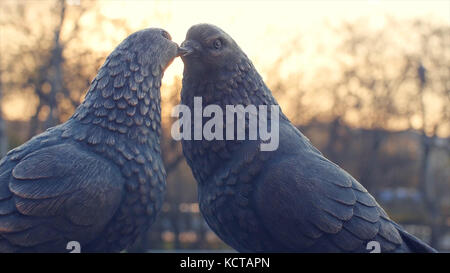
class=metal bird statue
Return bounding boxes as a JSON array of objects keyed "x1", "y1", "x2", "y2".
[
  {"x1": 178, "y1": 23, "x2": 437, "y2": 253},
  {"x1": 0, "y1": 28, "x2": 183, "y2": 252}
]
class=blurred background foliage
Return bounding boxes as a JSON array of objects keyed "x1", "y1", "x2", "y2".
[{"x1": 0, "y1": 0, "x2": 449, "y2": 252}]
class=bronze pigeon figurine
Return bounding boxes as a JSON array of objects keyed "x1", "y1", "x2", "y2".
[
  {"x1": 0, "y1": 28, "x2": 182, "y2": 252},
  {"x1": 178, "y1": 23, "x2": 437, "y2": 253}
]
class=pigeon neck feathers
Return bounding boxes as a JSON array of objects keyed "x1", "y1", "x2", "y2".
[
  {"x1": 67, "y1": 40, "x2": 164, "y2": 145},
  {"x1": 182, "y1": 56, "x2": 278, "y2": 108},
  {"x1": 180, "y1": 56, "x2": 283, "y2": 185}
]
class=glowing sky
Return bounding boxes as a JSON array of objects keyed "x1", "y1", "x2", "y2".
[
  {"x1": 4, "y1": 0, "x2": 450, "y2": 75},
  {"x1": 97, "y1": 0, "x2": 450, "y2": 84},
  {"x1": 1, "y1": 0, "x2": 449, "y2": 123}
]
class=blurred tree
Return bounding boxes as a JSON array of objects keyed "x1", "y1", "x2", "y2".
[
  {"x1": 411, "y1": 19, "x2": 450, "y2": 248},
  {"x1": 0, "y1": 0, "x2": 133, "y2": 138},
  {"x1": 0, "y1": 68, "x2": 7, "y2": 157},
  {"x1": 264, "y1": 17, "x2": 449, "y2": 249}
]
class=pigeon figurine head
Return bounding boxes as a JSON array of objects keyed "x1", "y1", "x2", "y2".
[
  {"x1": 110, "y1": 28, "x2": 185, "y2": 75},
  {"x1": 179, "y1": 24, "x2": 247, "y2": 78}
]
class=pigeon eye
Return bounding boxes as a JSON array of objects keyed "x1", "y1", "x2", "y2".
[
  {"x1": 213, "y1": 39, "x2": 222, "y2": 49},
  {"x1": 161, "y1": 31, "x2": 172, "y2": 40}
]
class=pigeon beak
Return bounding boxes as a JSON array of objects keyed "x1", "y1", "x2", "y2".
[
  {"x1": 177, "y1": 46, "x2": 193, "y2": 57},
  {"x1": 179, "y1": 40, "x2": 199, "y2": 57}
]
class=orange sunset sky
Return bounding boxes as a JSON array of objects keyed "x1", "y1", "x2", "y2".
[{"x1": 0, "y1": 0, "x2": 449, "y2": 135}]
